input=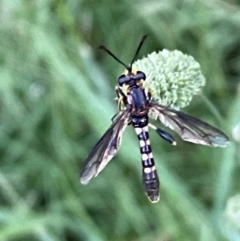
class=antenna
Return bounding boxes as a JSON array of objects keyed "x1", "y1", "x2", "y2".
[
  {"x1": 129, "y1": 34, "x2": 148, "y2": 71},
  {"x1": 99, "y1": 45, "x2": 129, "y2": 70},
  {"x1": 99, "y1": 34, "x2": 148, "y2": 73}
]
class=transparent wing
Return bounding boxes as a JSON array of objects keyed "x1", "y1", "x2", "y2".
[
  {"x1": 150, "y1": 103, "x2": 230, "y2": 147},
  {"x1": 80, "y1": 110, "x2": 131, "y2": 185}
]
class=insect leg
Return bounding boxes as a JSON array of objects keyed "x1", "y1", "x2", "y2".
[
  {"x1": 115, "y1": 86, "x2": 127, "y2": 108},
  {"x1": 111, "y1": 87, "x2": 128, "y2": 122},
  {"x1": 149, "y1": 123, "x2": 177, "y2": 145}
]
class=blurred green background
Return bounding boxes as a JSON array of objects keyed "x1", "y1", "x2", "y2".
[{"x1": 1, "y1": 0, "x2": 240, "y2": 241}]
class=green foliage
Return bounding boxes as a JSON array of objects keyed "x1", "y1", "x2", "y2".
[{"x1": 0, "y1": 0, "x2": 239, "y2": 241}]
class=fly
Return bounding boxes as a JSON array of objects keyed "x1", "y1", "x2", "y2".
[{"x1": 80, "y1": 35, "x2": 230, "y2": 203}]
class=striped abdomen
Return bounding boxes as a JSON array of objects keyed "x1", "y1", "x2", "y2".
[{"x1": 131, "y1": 115, "x2": 160, "y2": 203}]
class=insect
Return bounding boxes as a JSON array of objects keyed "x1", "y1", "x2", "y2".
[{"x1": 80, "y1": 35, "x2": 230, "y2": 203}]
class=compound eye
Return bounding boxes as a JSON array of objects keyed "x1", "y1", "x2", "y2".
[
  {"x1": 118, "y1": 74, "x2": 128, "y2": 86},
  {"x1": 136, "y1": 71, "x2": 146, "y2": 81}
]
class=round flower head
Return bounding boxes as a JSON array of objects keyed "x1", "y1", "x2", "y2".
[{"x1": 133, "y1": 50, "x2": 205, "y2": 109}]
